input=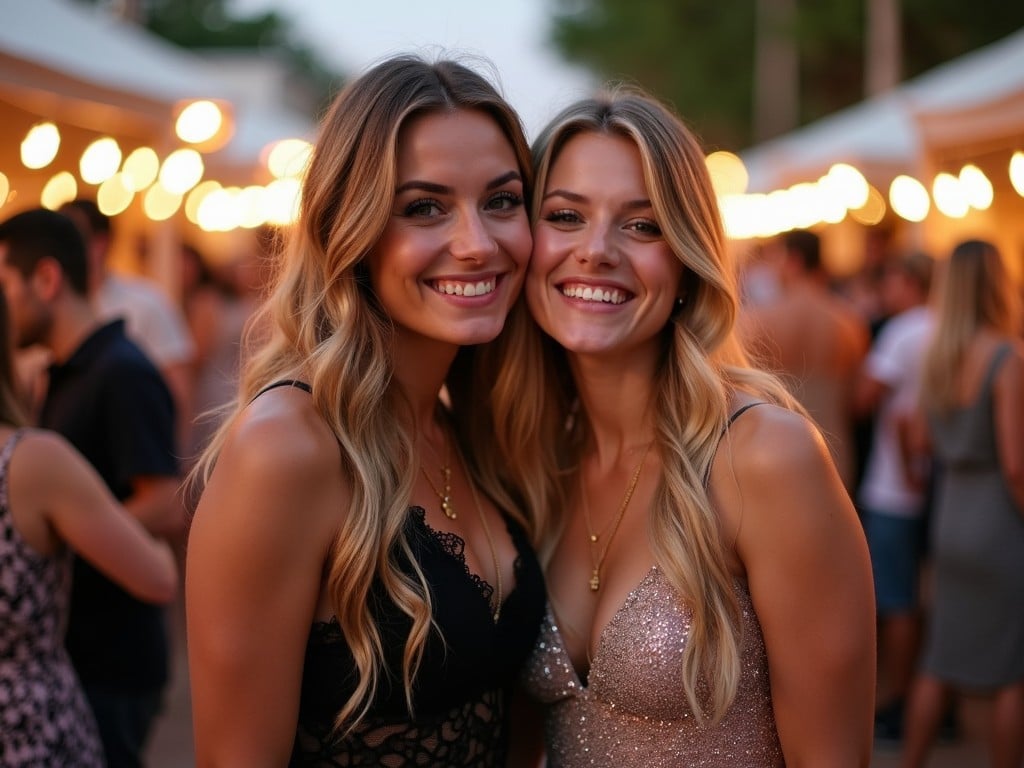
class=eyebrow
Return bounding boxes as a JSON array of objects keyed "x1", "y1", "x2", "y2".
[
  {"x1": 542, "y1": 189, "x2": 652, "y2": 211},
  {"x1": 395, "y1": 170, "x2": 522, "y2": 196}
]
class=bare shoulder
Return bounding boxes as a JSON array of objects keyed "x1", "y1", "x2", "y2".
[
  {"x1": 720, "y1": 402, "x2": 832, "y2": 484},
  {"x1": 198, "y1": 386, "x2": 347, "y2": 541},
  {"x1": 711, "y1": 403, "x2": 853, "y2": 559},
  {"x1": 8, "y1": 429, "x2": 87, "y2": 482},
  {"x1": 220, "y1": 387, "x2": 338, "y2": 473}
]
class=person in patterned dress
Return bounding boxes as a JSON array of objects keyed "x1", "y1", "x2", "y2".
[{"x1": 0, "y1": 219, "x2": 178, "y2": 766}]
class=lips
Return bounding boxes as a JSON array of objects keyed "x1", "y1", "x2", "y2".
[{"x1": 559, "y1": 282, "x2": 631, "y2": 305}]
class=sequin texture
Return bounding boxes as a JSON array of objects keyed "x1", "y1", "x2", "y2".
[{"x1": 521, "y1": 567, "x2": 783, "y2": 767}]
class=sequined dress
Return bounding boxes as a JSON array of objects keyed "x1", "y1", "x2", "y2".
[
  {"x1": 522, "y1": 566, "x2": 783, "y2": 767},
  {"x1": 0, "y1": 430, "x2": 105, "y2": 767}
]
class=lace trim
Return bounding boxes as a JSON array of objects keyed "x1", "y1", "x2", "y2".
[
  {"x1": 291, "y1": 687, "x2": 505, "y2": 766},
  {"x1": 411, "y1": 506, "x2": 496, "y2": 603},
  {"x1": 309, "y1": 508, "x2": 526, "y2": 640}
]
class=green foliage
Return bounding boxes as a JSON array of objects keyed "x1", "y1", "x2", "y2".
[
  {"x1": 550, "y1": 0, "x2": 1024, "y2": 149},
  {"x1": 551, "y1": 0, "x2": 756, "y2": 149}
]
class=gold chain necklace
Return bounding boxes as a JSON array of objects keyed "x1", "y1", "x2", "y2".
[
  {"x1": 580, "y1": 442, "x2": 653, "y2": 592},
  {"x1": 420, "y1": 436, "x2": 456, "y2": 519},
  {"x1": 454, "y1": 443, "x2": 504, "y2": 623}
]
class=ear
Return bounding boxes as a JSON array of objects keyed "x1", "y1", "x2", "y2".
[{"x1": 30, "y1": 257, "x2": 65, "y2": 301}]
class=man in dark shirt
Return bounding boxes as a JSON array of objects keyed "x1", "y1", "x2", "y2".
[{"x1": 0, "y1": 208, "x2": 181, "y2": 768}]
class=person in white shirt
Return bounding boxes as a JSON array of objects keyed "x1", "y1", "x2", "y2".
[{"x1": 854, "y1": 249, "x2": 935, "y2": 739}]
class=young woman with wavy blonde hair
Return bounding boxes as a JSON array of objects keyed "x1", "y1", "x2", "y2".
[
  {"x1": 185, "y1": 55, "x2": 545, "y2": 766},
  {"x1": 902, "y1": 239, "x2": 1024, "y2": 768},
  {"x1": 493, "y1": 88, "x2": 875, "y2": 766}
]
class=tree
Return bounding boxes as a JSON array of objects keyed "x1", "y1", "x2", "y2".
[{"x1": 549, "y1": 0, "x2": 1024, "y2": 149}]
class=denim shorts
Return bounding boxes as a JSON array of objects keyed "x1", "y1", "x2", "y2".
[{"x1": 863, "y1": 509, "x2": 924, "y2": 614}]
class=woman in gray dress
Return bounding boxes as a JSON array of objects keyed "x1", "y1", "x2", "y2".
[{"x1": 901, "y1": 239, "x2": 1024, "y2": 768}]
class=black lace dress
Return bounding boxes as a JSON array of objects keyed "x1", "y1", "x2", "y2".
[{"x1": 289, "y1": 506, "x2": 545, "y2": 766}]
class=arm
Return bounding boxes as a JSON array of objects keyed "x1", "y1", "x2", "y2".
[
  {"x1": 10, "y1": 430, "x2": 178, "y2": 604},
  {"x1": 126, "y1": 474, "x2": 185, "y2": 541},
  {"x1": 724, "y1": 406, "x2": 875, "y2": 766},
  {"x1": 993, "y1": 342, "x2": 1024, "y2": 514},
  {"x1": 186, "y1": 392, "x2": 345, "y2": 767}
]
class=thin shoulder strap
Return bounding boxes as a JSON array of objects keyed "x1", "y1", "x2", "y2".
[
  {"x1": 980, "y1": 343, "x2": 1013, "y2": 393},
  {"x1": 0, "y1": 428, "x2": 28, "y2": 512},
  {"x1": 251, "y1": 379, "x2": 312, "y2": 402},
  {"x1": 703, "y1": 402, "x2": 768, "y2": 488}
]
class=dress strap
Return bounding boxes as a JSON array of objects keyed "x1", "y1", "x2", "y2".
[
  {"x1": 724, "y1": 401, "x2": 766, "y2": 431},
  {"x1": 980, "y1": 343, "x2": 1013, "y2": 394},
  {"x1": 703, "y1": 402, "x2": 768, "y2": 488},
  {"x1": 251, "y1": 379, "x2": 312, "y2": 402},
  {"x1": 0, "y1": 428, "x2": 28, "y2": 512}
]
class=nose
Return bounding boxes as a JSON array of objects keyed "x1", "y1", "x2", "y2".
[
  {"x1": 450, "y1": 209, "x2": 498, "y2": 264},
  {"x1": 575, "y1": 220, "x2": 619, "y2": 268}
]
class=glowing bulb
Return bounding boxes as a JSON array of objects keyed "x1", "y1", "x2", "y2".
[
  {"x1": 958, "y1": 165, "x2": 993, "y2": 210},
  {"x1": 97, "y1": 173, "x2": 135, "y2": 216},
  {"x1": 705, "y1": 151, "x2": 749, "y2": 196},
  {"x1": 176, "y1": 100, "x2": 224, "y2": 144},
  {"x1": 21, "y1": 123, "x2": 61, "y2": 169},
  {"x1": 41, "y1": 172, "x2": 78, "y2": 210},
  {"x1": 932, "y1": 172, "x2": 968, "y2": 219},
  {"x1": 158, "y1": 149, "x2": 204, "y2": 195},
  {"x1": 143, "y1": 182, "x2": 182, "y2": 221},
  {"x1": 122, "y1": 147, "x2": 160, "y2": 191},
  {"x1": 185, "y1": 180, "x2": 222, "y2": 225},
  {"x1": 821, "y1": 163, "x2": 870, "y2": 209},
  {"x1": 266, "y1": 139, "x2": 313, "y2": 179},
  {"x1": 850, "y1": 186, "x2": 886, "y2": 225},
  {"x1": 889, "y1": 175, "x2": 929, "y2": 222},
  {"x1": 80, "y1": 138, "x2": 122, "y2": 185},
  {"x1": 263, "y1": 178, "x2": 302, "y2": 225},
  {"x1": 1009, "y1": 151, "x2": 1024, "y2": 197}
]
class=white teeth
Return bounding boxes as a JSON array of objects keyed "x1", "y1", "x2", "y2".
[
  {"x1": 561, "y1": 284, "x2": 627, "y2": 304},
  {"x1": 433, "y1": 278, "x2": 496, "y2": 297}
]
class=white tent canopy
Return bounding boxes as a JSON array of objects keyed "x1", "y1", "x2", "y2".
[
  {"x1": 741, "y1": 27, "x2": 1024, "y2": 192},
  {"x1": 0, "y1": 0, "x2": 313, "y2": 171}
]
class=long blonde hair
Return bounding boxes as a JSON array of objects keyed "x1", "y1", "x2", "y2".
[
  {"x1": 190, "y1": 54, "x2": 533, "y2": 735},
  {"x1": 481, "y1": 86, "x2": 795, "y2": 725},
  {"x1": 921, "y1": 239, "x2": 1022, "y2": 413}
]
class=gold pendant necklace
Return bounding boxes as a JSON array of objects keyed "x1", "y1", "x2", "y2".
[
  {"x1": 420, "y1": 436, "x2": 456, "y2": 519},
  {"x1": 581, "y1": 441, "x2": 653, "y2": 592}
]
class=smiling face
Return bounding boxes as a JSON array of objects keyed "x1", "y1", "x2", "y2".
[
  {"x1": 366, "y1": 108, "x2": 532, "y2": 351},
  {"x1": 527, "y1": 131, "x2": 683, "y2": 361}
]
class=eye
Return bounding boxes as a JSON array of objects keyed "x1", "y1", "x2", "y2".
[
  {"x1": 543, "y1": 208, "x2": 582, "y2": 225},
  {"x1": 402, "y1": 198, "x2": 444, "y2": 218},
  {"x1": 626, "y1": 219, "x2": 662, "y2": 237},
  {"x1": 485, "y1": 190, "x2": 524, "y2": 212}
]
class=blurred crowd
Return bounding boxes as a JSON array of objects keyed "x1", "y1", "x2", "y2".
[
  {"x1": 739, "y1": 227, "x2": 1024, "y2": 766},
  {"x1": 0, "y1": 201, "x2": 265, "y2": 766}
]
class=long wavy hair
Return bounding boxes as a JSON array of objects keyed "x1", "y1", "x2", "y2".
[
  {"x1": 476, "y1": 86, "x2": 796, "y2": 725},
  {"x1": 190, "y1": 54, "x2": 533, "y2": 735},
  {"x1": 921, "y1": 239, "x2": 1022, "y2": 413}
]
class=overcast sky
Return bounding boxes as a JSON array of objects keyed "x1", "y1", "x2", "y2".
[{"x1": 228, "y1": 0, "x2": 597, "y2": 139}]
